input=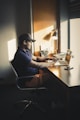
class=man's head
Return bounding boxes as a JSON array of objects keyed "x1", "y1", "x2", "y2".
[{"x1": 18, "y1": 33, "x2": 35, "y2": 49}]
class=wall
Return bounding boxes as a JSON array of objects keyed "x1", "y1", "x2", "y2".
[
  {"x1": 60, "y1": 0, "x2": 80, "y2": 53},
  {"x1": 70, "y1": 19, "x2": 80, "y2": 65},
  {"x1": 0, "y1": 0, "x2": 31, "y2": 84},
  {"x1": 59, "y1": 0, "x2": 69, "y2": 53},
  {"x1": 32, "y1": 0, "x2": 57, "y2": 55},
  {"x1": 69, "y1": 0, "x2": 80, "y2": 56},
  {"x1": 32, "y1": 0, "x2": 57, "y2": 32},
  {"x1": 69, "y1": 0, "x2": 80, "y2": 18}
]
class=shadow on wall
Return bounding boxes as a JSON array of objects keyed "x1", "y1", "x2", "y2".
[{"x1": 0, "y1": 64, "x2": 16, "y2": 85}]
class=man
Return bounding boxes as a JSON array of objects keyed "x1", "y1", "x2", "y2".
[{"x1": 13, "y1": 33, "x2": 56, "y2": 88}]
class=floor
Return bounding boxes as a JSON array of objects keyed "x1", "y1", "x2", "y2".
[{"x1": 0, "y1": 84, "x2": 80, "y2": 120}]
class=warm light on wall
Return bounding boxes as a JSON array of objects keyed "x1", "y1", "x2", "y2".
[
  {"x1": 7, "y1": 39, "x2": 17, "y2": 61},
  {"x1": 33, "y1": 25, "x2": 55, "y2": 55}
]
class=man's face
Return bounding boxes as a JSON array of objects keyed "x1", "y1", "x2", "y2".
[
  {"x1": 27, "y1": 41, "x2": 32, "y2": 49},
  {"x1": 23, "y1": 40, "x2": 32, "y2": 50}
]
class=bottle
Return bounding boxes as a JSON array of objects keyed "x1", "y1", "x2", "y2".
[{"x1": 65, "y1": 49, "x2": 72, "y2": 64}]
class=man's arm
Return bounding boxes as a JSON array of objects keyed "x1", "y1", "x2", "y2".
[
  {"x1": 32, "y1": 55, "x2": 57, "y2": 62},
  {"x1": 28, "y1": 59, "x2": 54, "y2": 69},
  {"x1": 32, "y1": 55, "x2": 53, "y2": 62}
]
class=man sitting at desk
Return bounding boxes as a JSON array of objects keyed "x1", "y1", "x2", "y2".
[{"x1": 13, "y1": 33, "x2": 57, "y2": 89}]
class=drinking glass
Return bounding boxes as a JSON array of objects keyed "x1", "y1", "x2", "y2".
[
  {"x1": 64, "y1": 53, "x2": 73, "y2": 70},
  {"x1": 40, "y1": 50, "x2": 48, "y2": 57}
]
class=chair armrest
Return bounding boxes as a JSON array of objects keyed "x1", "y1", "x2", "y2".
[
  {"x1": 19, "y1": 75, "x2": 35, "y2": 79},
  {"x1": 17, "y1": 75, "x2": 35, "y2": 88},
  {"x1": 18, "y1": 75, "x2": 35, "y2": 81}
]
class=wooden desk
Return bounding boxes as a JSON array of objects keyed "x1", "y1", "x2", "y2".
[
  {"x1": 46, "y1": 55, "x2": 80, "y2": 119},
  {"x1": 47, "y1": 57, "x2": 80, "y2": 112},
  {"x1": 48, "y1": 57, "x2": 80, "y2": 88}
]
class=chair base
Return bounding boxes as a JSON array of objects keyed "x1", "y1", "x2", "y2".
[{"x1": 14, "y1": 99, "x2": 46, "y2": 117}]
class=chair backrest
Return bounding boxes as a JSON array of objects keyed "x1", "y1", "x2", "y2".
[{"x1": 10, "y1": 60, "x2": 18, "y2": 78}]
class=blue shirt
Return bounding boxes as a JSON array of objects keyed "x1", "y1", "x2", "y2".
[{"x1": 13, "y1": 47, "x2": 39, "y2": 76}]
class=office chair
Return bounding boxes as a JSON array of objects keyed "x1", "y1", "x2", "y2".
[{"x1": 10, "y1": 60, "x2": 47, "y2": 116}]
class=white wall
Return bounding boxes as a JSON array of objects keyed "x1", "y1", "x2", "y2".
[
  {"x1": 70, "y1": 18, "x2": 80, "y2": 63},
  {"x1": 0, "y1": 0, "x2": 17, "y2": 84},
  {"x1": 0, "y1": 0, "x2": 31, "y2": 84}
]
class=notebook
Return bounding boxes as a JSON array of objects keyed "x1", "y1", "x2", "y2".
[{"x1": 54, "y1": 60, "x2": 68, "y2": 66}]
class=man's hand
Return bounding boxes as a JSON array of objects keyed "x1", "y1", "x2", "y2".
[{"x1": 47, "y1": 56, "x2": 58, "y2": 62}]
